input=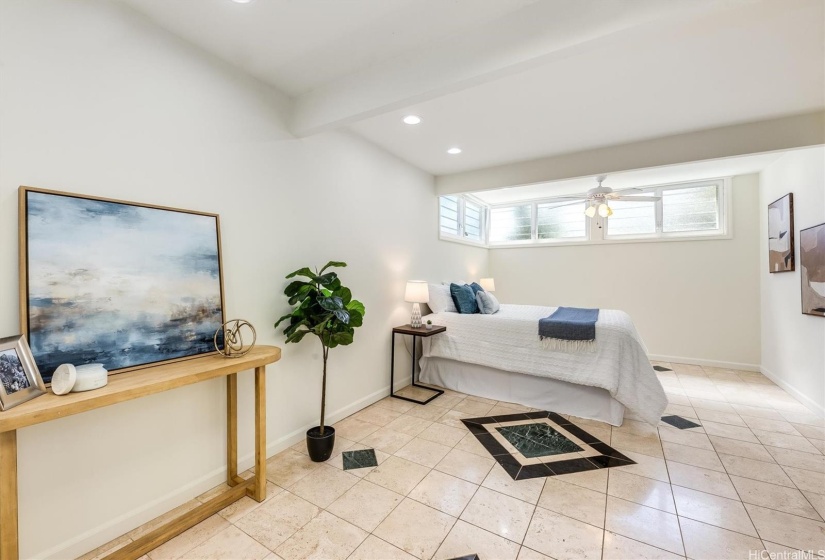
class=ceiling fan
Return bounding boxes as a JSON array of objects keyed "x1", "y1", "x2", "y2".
[{"x1": 556, "y1": 175, "x2": 661, "y2": 218}]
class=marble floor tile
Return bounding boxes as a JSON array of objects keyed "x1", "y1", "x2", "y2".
[
  {"x1": 128, "y1": 500, "x2": 201, "y2": 541},
  {"x1": 779, "y1": 411, "x2": 825, "y2": 427},
  {"x1": 435, "y1": 448, "x2": 496, "y2": 484},
  {"x1": 434, "y1": 520, "x2": 520, "y2": 560},
  {"x1": 394, "y1": 436, "x2": 452, "y2": 468},
  {"x1": 219, "y1": 483, "x2": 282, "y2": 523},
  {"x1": 233, "y1": 492, "x2": 320, "y2": 551},
  {"x1": 767, "y1": 447, "x2": 825, "y2": 473},
  {"x1": 793, "y1": 423, "x2": 825, "y2": 441},
  {"x1": 658, "y1": 426, "x2": 714, "y2": 450},
  {"x1": 482, "y1": 463, "x2": 545, "y2": 504},
  {"x1": 663, "y1": 441, "x2": 725, "y2": 472},
  {"x1": 719, "y1": 454, "x2": 795, "y2": 487},
  {"x1": 77, "y1": 535, "x2": 133, "y2": 560},
  {"x1": 460, "y1": 486, "x2": 536, "y2": 542},
  {"x1": 746, "y1": 503, "x2": 825, "y2": 553},
  {"x1": 437, "y1": 409, "x2": 474, "y2": 429},
  {"x1": 553, "y1": 467, "x2": 609, "y2": 492},
  {"x1": 374, "y1": 396, "x2": 416, "y2": 414},
  {"x1": 731, "y1": 475, "x2": 821, "y2": 520},
  {"x1": 373, "y1": 498, "x2": 456, "y2": 560},
  {"x1": 332, "y1": 417, "x2": 382, "y2": 441},
  {"x1": 363, "y1": 455, "x2": 430, "y2": 496},
  {"x1": 454, "y1": 432, "x2": 492, "y2": 457},
  {"x1": 539, "y1": 477, "x2": 606, "y2": 528},
  {"x1": 754, "y1": 431, "x2": 822, "y2": 454},
  {"x1": 352, "y1": 405, "x2": 404, "y2": 426},
  {"x1": 690, "y1": 397, "x2": 737, "y2": 414},
  {"x1": 385, "y1": 415, "x2": 434, "y2": 438},
  {"x1": 678, "y1": 518, "x2": 764, "y2": 560},
  {"x1": 347, "y1": 535, "x2": 417, "y2": 560},
  {"x1": 408, "y1": 469, "x2": 478, "y2": 517},
  {"x1": 614, "y1": 419, "x2": 659, "y2": 438},
  {"x1": 147, "y1": 515, "x2": 230, "y2": 560},
  {"x1": 405, "y1": 403, "x2": 452, "y2": 422},
  {"x1": 667, "y1": 461, "x2": 739, "y2": 499},
  {"x1": 184, "y1": 526, "x2": 270, "y2": 560},
  {"x1": 742, "y1": 416, "x2": 803, "y2": 436},
  {"x1": 694, "y1": 408, "x2": 747, "y2": 427},
  {"x1": 762, "y1": 540, "x2": 825, "y2": 560},
  {"x1": 709, "y1": 436, "x2": 775, "y2": 463},
  {"x1": 701, "y1": 421, "x2": 759, "y2": 443},
  {"x1": 359, "y1": 426, "x2": 415, "y2": 455},
  {"x1": 613, "y1": 450, "x2": 670, "y2": 483},
  {"x1": 523, "y1": 507, "x2": 605, "y2": 560},
  {"x1": 608, "y1": 470, "x2": 676, "y2": 513},
  {"x1": 417, "y1": 421, "x2": 466, "y2": 446},
  {"x1": 671, "y1": 485, "x2": 758, "y2": 536},
  {"x1": 275, "y1": 511, "x2": 367, "y2": 560},
  {"x1": 265, "y1": 449, "x2": 321, "y2": 488},
  {"x1": 452, "y1": 398, "x2": 496, "y2": 416},
  {"x1": 516, "y1": 547, "x2": 555, "y2": 560},
  {"x1": 611, "y1": 430, "x2": 665, "y2": 459},
  {"x1": 731, "y1": 404, "x2": 786, "y2": 421},
  {"x1": 326, "y1": 479, "x2": 404, "y2": 532},
  {"x1": 432, "y1": 394, "x2": 466, "y2": 409},
  {"x1": 802, "y1": 491, "x2": 825, "y2": 520},
  {"x1": 601, "y1": 531, "x2": 685, "y2": 560},
  {"x1": 782, "y1": 466, "x2": 825, "y2": 494},
  {"x1": 288, "y1": 463, "x2": 358, "y2": 508},
  {"x1": 327, "y1": 442, "x2": 390, "y2": 477},
  {"x1": 604, "y1": 496, "x2": 684, "y2": 556}
]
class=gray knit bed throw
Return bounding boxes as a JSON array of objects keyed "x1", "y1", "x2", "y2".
[{"x1": 539, "y1": 307, "x2": 599, "y2": 352}]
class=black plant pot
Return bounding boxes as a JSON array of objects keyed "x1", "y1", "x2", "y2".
[{"x1": 306, "y1": 426, "x2": 336, "y2": 462}]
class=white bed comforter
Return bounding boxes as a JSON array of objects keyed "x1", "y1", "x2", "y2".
[{"x1": 422, "y1": 304, "x2": 667, "y2": 425}]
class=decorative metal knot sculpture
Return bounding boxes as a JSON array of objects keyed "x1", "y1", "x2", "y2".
[{"x1": 215, "y1": 319, "x2": 257, "y2": 358}]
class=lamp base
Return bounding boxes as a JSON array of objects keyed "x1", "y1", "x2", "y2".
[{"x1": 410, "y1": 302, "x2": 422, "y2": 328}]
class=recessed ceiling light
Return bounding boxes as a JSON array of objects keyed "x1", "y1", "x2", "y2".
[
  {"x1": 232, "y1": 0, "x2": 253, "y2": 3},
  {"x1": 447, "y1": 147, "x2": 462, "y2": 155},
  {"x1": 402, "y1": 115, "x2": 422, "y2": 125}
]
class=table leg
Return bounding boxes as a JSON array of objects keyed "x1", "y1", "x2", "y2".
[
  {"x1": 253, "y1": 366, "x2": 266, "y2": 502},
  {"x1": 389, "y1": 331, "x2": 396, "y2": 396},
  {"x1": 410, "y1": 336, "x2": 416, "y2": 385},
  {"x1": 0, "y1": 430, "x2": 18, "y2": 560},
  {"x1": 226, "y1": 373, "x2": 238, "y2": 485}
]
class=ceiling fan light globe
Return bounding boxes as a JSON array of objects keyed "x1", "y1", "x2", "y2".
[
  {"x1": 606, "y1": 206, "x2": 614, "y2": 217},
  {"x1": 598, "y1": 203, "x2": 610, "y2": 218},
  {"x1": 584, "y1": 205, "x2": 597, "y2": 218}
]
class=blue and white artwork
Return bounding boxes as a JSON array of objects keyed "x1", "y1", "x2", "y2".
[{"x1": 24, "y1": 190, "x2": 224, "y2": 382}]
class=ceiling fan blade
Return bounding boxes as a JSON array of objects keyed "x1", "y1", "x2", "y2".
[
  {"x1": 552, "y1": 195, "x2": 589, "y2": 200},
  {"x1": 547, "y1": 199, "x2": 587, "y2": 208},
  {"x1": 611, "y1": 195, "x2": 661, "y2": 202}
]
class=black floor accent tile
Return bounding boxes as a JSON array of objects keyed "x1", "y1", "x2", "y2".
[
  {"x1": 342, "y1": 448, "x2": 378, "y2": 470},
  {"x1": 447, "y1": 555, "x2": 479, "y2": 560},
  {"x1": 461, "y1": 411, "x2": 635, "y2": 480},
  {"x1": 653, "y1": 365, "x2": 673, "y2": 372},
  {"x1": 661, "y1": 415, "x2": 701, "y2": 430}
]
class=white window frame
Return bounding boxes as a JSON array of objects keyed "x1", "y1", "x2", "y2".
[
  {"x1": 439, "y1": 177, "x2": 732, "y2": 249},
  {"x1": 439, "y1": 194, "x2": 488, "y2": 247}
]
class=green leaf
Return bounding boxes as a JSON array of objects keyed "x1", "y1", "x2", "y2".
[
  {"x1": 285, "y1": 329, "x2": 311, "y2": 344},
  {"x1": 274, "y1": 313, "x2": 293, "y2": 330},
  {"x1": 285, "y1": 267, "x2": 317, "y2": 280},
  {"x1": 334, "y1": 287, "x2": 352, "y2": 305},
  {"x1": 288, "y1": 284, "x2": 315, "y2": 306},
  {"x1": 318, "y1": 296, "x2": 344, "y2": 311},
  {"x1": 330, "y1": 331, "x2": 354, "y2": 346},
  {"x1": 284, "y1": 280, "x2": 309, "y2": 297},
  {"x1": 347, "y1": 309, "x2": 363, "y2": 327},
  {"x1": 333, "y1": 309, "x2": 350, "y2": 323},
  {"x1": 346, "y1": 299, "x2": 365, "y2": 317},
  {"x1": 316, "y1": 272, "x2": 338, "y2": 286},
  {"x1": 318, "y1": 261, "x2": 347, "y2": 275}
]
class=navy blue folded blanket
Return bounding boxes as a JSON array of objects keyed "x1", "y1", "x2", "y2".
[{"x1": 539, "y1": 307, "x2": 599, "y2": 341}]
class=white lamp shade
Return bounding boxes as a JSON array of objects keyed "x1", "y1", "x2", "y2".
[
  {"x1": 404, "y1": 280, "x2": 429, "y2": 303},
  {"x1": 479, "y1": 278, "x2": 496, "y2": 292}
]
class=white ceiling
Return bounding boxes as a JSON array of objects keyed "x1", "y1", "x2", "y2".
[{"x1": 120, "y1": 0, "x2": 824, "y2": 177}]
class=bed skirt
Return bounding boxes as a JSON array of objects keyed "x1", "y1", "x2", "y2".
[{"x1": 419, "y1": 356, "x2": 625, "y2": 426}]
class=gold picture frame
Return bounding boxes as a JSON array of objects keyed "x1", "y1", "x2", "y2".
[{"x1": 0, "y1": 335, "x2": 46, "y2": 411}]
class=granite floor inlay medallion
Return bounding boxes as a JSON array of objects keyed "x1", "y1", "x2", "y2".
[
  {"x1": 495, "y1": 423, "x2": 583, "y2": 458},
  {"x1": 462, "y1": 412, "x2": 634, "y2": 480},
  {"x1": 661, "y1": 415, "x2": 702, "y2": 430},
  {"x1": 342, "y1": 448, "x2": 378, "y2": 470}
]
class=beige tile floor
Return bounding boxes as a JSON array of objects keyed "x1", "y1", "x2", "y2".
[{"x1": 82, "y1": 362, "x2": 825, "y2": 560}]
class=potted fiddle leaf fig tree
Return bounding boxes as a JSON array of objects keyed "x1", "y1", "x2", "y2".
[{"x1": 274, "y1": 261, "x2": 365, "y2": 462}]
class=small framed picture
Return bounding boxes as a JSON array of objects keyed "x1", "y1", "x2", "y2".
[{"x1": 0, "y1": 335, "x2": 46, "y2": 411}]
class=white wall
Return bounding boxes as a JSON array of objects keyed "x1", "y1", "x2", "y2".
[
  {"x1": 488, "y1": 174, "x2": 762, "y2": 369},
  {"x1": 760, "y1": 147, "x2": 825, "y2": 415},
  {"x1": 0, "y1": 1, "x2": 487, "y2": 557}
]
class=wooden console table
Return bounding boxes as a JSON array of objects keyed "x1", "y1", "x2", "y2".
[{"x1": 0, "y1": 345, "x2": 281, "y2": 560}]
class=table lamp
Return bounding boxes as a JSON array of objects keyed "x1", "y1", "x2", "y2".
[
  {"x1": 404, "y1": 281, "x2": 429, "y2": 328},
  {"x1": 479, "y1": 278, "x2": 496, "y2": 292}
]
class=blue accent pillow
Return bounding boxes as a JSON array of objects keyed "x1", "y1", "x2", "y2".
[
  {"x1": 476, "y1": 291, "x2": 500, "y2": 314},
  {"x1": 469, "y1": 282, "x2": 485, "y2": 295},
  {"x1": 450, "y1": 283, "x2": 479, "y2": 314}
]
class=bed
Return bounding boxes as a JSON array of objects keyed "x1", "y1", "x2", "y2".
[{"x1": 419, "y1": 303, "x2": 667, "y2": 426}]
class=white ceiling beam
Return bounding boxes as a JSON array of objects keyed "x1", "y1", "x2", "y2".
[
  {"x1": 434, "y1": 111, "x2": 825, "y2": 195},
  {"x1": 289, "y1": 0, "x2": 727, "y2": 137}
]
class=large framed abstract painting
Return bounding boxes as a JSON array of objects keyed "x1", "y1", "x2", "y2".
[
  {"x1": 19, "y1": 187, "x2": 225, "y2": 383},
  {"x1": 768, "y1": 193, "x2": 794, "y2": 273},
  {"x1": 800, "y1": 222, "x2": 825, "y2": 317}
]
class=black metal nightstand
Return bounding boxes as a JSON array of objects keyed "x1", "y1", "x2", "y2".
[{"x1": 390, "y1": 324, "x2": 446, "y2": 405}]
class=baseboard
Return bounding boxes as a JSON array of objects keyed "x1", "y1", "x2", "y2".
[
  {"x1": 43, "y1": 378, "x2": 410, "y2": 560},
  {"x1": 760, "y1": 366, "x2": 825, "y2": 418},
  {"x1": 648, "y1": 354, "x2": 761, "y2": 372}
]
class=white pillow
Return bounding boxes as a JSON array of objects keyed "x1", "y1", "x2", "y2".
[
  {"x1": 428, "y1": 283, "x2": 457, "y2": 313},
  {"x1": 476, "y1": 291, "x2": 500, "y2": 314}
]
